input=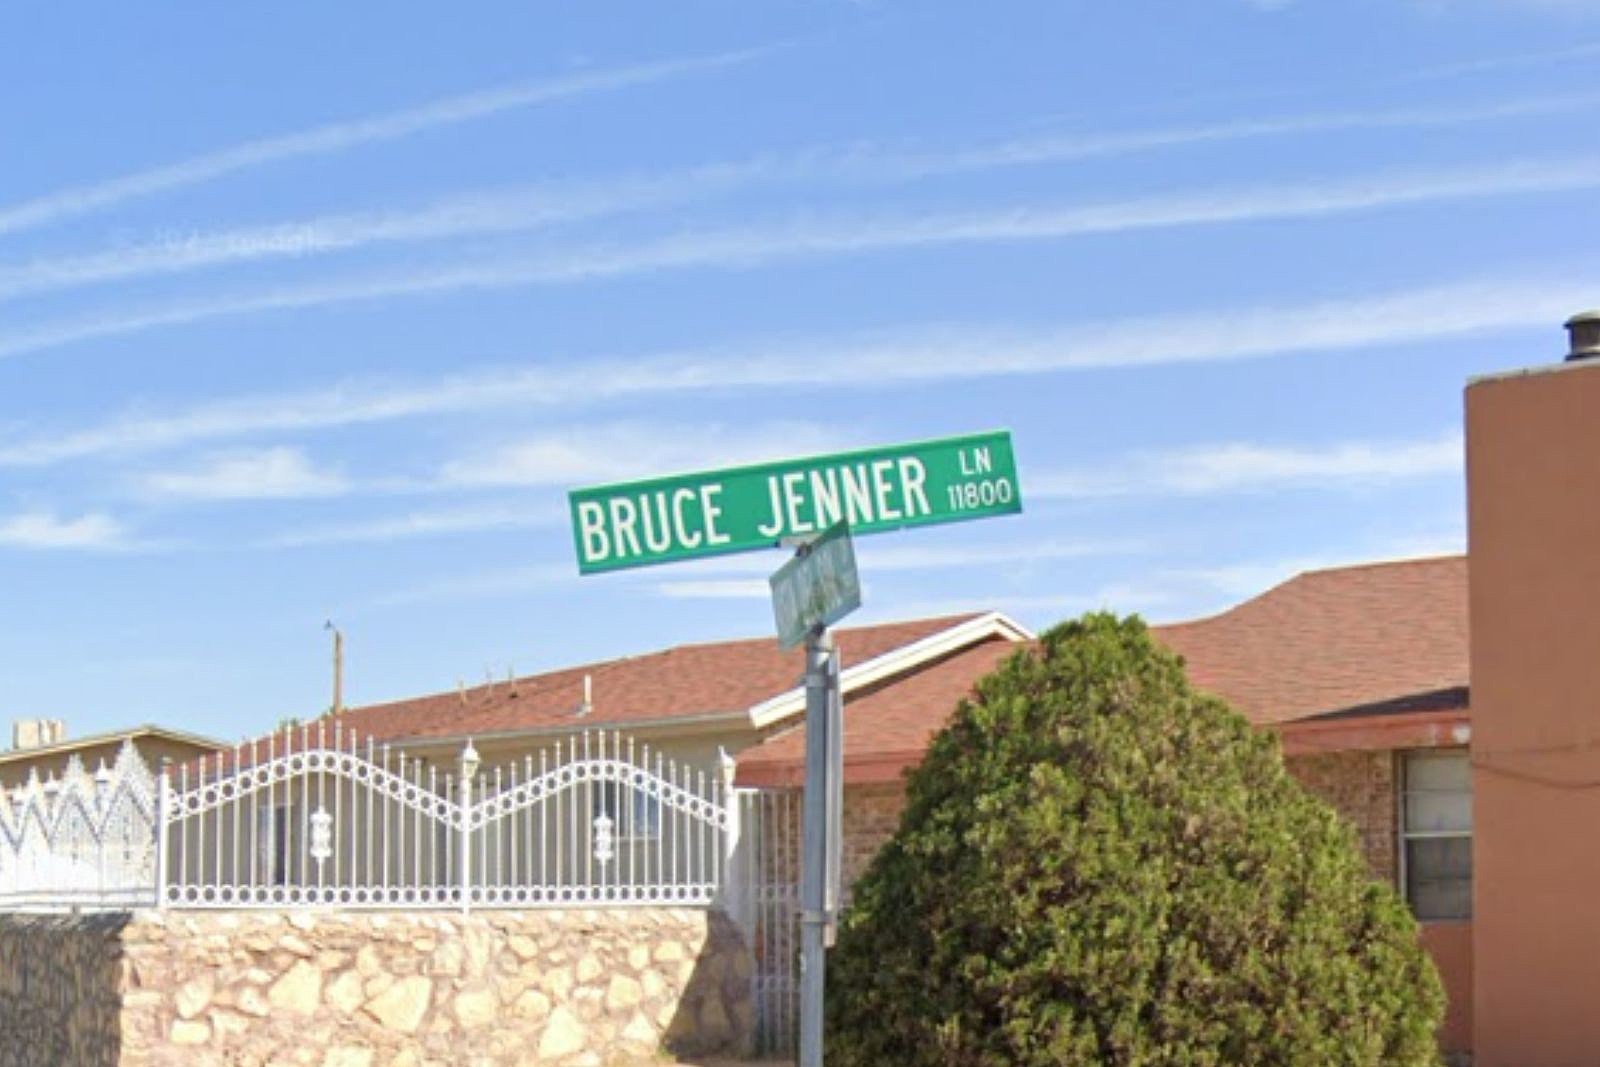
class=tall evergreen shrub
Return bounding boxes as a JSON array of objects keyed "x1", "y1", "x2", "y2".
[{"x1": 826, "y1": 614, "x2": 1443, "y2": 1066}]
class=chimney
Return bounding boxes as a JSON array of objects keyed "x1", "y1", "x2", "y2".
[
  {"x1": 1565, "y1": 310, "x2": 1600, "y2": 362},
  {"x1": 12, "y1": 719, "x2": 66, "y2": 751}
]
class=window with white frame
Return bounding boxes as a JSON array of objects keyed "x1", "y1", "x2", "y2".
[
  {"x1": 593, "y1": 780, "x2": 661, "y2": 840},
  {"x1": 254, "y1": 804, "x2": 290, "y2": 886},
  {"x1": 1400, "y1": 749, "x2": 1472, "y2": 921}
]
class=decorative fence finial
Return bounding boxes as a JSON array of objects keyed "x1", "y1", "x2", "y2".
[{"x1": 309, "y1": 808, "x2": 333, "y2": 867}]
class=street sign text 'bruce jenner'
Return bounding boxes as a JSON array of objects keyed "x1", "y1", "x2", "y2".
[{"x1": 569, "y1": 430, "x2": 1021, "y2": 574}]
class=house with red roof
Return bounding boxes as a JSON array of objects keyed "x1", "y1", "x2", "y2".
[
  {"x1": 313, "y1": 316, "x2": 1600, "y2": 1065},
  {"x1": 328, "y1": 611, "x2": 1034, "y2": 778},
  {"x1": 324, "y1": 554, "x2": 1474, "y2": 1055},
  {"x1": 735, "y1": 552, "x2": 1474, "y2": 1057}
]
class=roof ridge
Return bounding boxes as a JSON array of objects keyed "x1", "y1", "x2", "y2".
[
  {"x1": 344, "y1": 611, "x2": 989, "y2": 717},
  {"x1": 1295, "y1": 552, "x2": 1465, "y2": 581},
  {"x1": 1155, "y1": 553, "x2": 1465, "y2": 632},
  {"x1": 656, "y1": 610, "x2": 984, "y2": 656}
]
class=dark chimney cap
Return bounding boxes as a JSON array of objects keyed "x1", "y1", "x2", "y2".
[{"x1": 1566, "y1": 310, "x2": 1600, "y2": 362}]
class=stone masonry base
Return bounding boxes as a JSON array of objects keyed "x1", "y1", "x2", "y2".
[{"x1": 0, "y1": 907, "x2": 754, "y2": 1067}]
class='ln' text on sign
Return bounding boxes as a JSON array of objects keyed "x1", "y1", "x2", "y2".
[{"x1": 569, "y1": 430, "x2": 1021, "y2": 574}]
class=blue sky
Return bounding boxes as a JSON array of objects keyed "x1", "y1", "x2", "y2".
[{"x1": 2, "y1": 1, "x2": 1597, "y2": 741}]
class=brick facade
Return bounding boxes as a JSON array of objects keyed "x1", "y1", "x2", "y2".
[
  {"x1": 840, "y1": 783, "x2": 908, "y2": 895},
  {"x1": 1284, "y1": 750, "x2": 1398, "y2": 886},
  {"x1": 834, "y1": 752, "x2": 1400, "y2": 898}
]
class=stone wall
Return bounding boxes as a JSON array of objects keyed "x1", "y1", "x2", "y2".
[
  {"x1": 0, "y1": 913, "x2": 130, "y2": 1067},
  {"x1": 0, "y1": 908, "x2": 753, "y2": 1067},
  {"x1": 1285, "y1": 750, "x2": 1398, "y2": 885}
]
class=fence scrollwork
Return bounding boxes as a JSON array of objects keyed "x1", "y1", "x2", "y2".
[{"x1": 0, "y1": 727, "x2": 738, "y2": 913}]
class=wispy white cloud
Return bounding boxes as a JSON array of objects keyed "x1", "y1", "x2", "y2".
[
  {"x1": 0, "y1": 511, "x2": 132, "y2": 551},
  {"x1": 0, "y1": 164, "x2": 766, "y2": 303},
  {"x1": 370, "y1": 564, "x2": 576, "y2": 607},
  {"x1": 1396, "y1": 41, "x2": 1600, "y2": 84},
  {"x1": 1249, "y1": 1, "x2": 1600, "y2": 17},
  {"x1": 0, "y1": 371, "x2": 538, "y2": 467},
  {"x1": 375, "y1": 537, "x2": 1136, "y2": 607},
  {"x1": 5, "y1": 91, "x2": 1593, "y2": 302},
  {"x1": 138, "y1": 446, "x2": 349, "y2": 501},
  {"x1": 258, "y1": 503, "x2": 564, "y2": 549},
  {"x1": 856, "y1": 532, "x2": 1468, "y2": 627},
  {"x1": 862, "y1": 539, "x2": 1140, "y2": 571},
  {"x1": 1072, "y1": 529, "x2": 1467, "y2": 621},
  {"x1": 1405, "y1": 4, "x2": 1600, "y2": 22},
  {"x1": 655, "y1": 579, "x2": 773, "y2": 601},
  {"x1": 0, "y1": 271, "x2": 1589, "y2": 470},
  {"x1": 856, "y1": 92, "x2": 1600, "y2": 179},
  {"x1": 0, "y1": 49, "x2": 766, "y2": 238},
  {"x1": 120, "y1": 422, "x2": 840, "y2": 510},
  {"x1": 5, "y1": 155, "x2": 1600, "y2": 360},
  {"x1": 433, "y1": 421, "x2": 847, "y2": 490},
  {"x1": 654, "y1": 538, "x2": 1144, "y2": 578},
  {"x1": 1034, "y1": 431, "x2": 1463, "y2": 498},
  {"x1": 852, "y1": 587, "x2": 1181, "y2": 624},
  {"x1": 647, "y1": 539, "x2": 1140, "y2": 602}
]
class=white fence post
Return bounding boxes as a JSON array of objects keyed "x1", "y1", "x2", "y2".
[
  {"x1": 458, "y1": 741, "x2": 479, "y2": 914},
  {"x1": 156, "y1": 760, "x2": 171, "y2": 910},
  {"x1": 719, "y1": 750, "x2": 746, "y2": 932}
]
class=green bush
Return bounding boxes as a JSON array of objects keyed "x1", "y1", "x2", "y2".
[{"x1": 826, "y1": 614, "x2": 1444, "y2": 1066}]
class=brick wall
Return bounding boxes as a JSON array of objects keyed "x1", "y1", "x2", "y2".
[
  {"x1": 1284, "y1": 750, "x2": 1398, "y2": 885},
  {"x1": 840, "y1": 783, "x2": 907, "y2": 894},
  {"x1": 834, "y1": 753, "x2": 1399, "y2": 896}
]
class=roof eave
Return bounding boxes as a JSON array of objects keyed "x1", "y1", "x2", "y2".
[
  {"x1": 744, "y1": 611, "x2": 1033, "y2": 731},
  {"x1": 0, "y1": 724, "x2": 228, "y2": 768},
  {"x1": 338, "y1": 708, "x2": 758, "y2": 754},
  {"x1": 1273, "y1": 707, "x2": 1471, "y2": 757}
]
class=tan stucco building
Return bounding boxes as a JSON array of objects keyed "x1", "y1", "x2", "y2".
[
  {"x1": 1465, "y1": 313, "x2": 1600, "y2": 1066},
  {"x1": 0, "y1": 722, "x2": 225, "y2": 791}
]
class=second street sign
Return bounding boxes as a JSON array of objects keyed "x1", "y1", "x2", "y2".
[
  {"x1": 770, "y1": 521, "x2": 862, "y2": 649},
  {"x1": 569, "y1": 429, "x2": 1021, "y2": 574}
]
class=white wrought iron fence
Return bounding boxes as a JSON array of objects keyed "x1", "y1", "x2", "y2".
[
  {"x1": 0, "y1": 729, "x2": 804, "y2": 1053},
  {"x1": 0, "y1": 741, "x2": 158, "y2": 910},
  {"x1": 0, "y1": 726, "x2": 743, "y2": 914}
]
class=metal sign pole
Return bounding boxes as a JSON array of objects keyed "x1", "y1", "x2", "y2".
[
  {"x1": 825, "y1": 643, "x2": 843, "y2": 942},
  {"x1": 799, "y1": 623, "x2": 836, "y2": 1067},
  {"x1": 569, "y1": 432, "x2": 1026, "y2": 1067}
]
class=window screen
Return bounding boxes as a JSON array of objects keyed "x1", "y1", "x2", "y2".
[{"x1": 1401, "y1": 750, "x2": 1472, "y2": 921}]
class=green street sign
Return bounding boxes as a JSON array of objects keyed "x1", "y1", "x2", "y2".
[
  {"x1": 569, "y1": 429, "x2": 1022, "y2": 574},
  {"x1": 771, "y1": 522, "x2": 861, "y2": 649}
]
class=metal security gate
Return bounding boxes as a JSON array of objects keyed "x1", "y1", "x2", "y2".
[{"x1": 735, "y1": 786, "x2": 801, "y2": 1057}]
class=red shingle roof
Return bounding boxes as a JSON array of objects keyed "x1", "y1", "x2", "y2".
[
  {"x1": 1153, "y1": 555, "x2": 1468, "y2": 726},
  {"x1": 329, "y1": 614, "x2": 985, "y2": 743},
  {"x1": 736, "y1": 554, "x2": 1470, "y2": 785},
  {"x1": 737, "y1": 638, "x2": 1022, "y2": 787}
]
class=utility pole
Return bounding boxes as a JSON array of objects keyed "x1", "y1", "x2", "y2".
[{"x1": 325, "y1": 621, "x2": 343, "y2": 715}]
